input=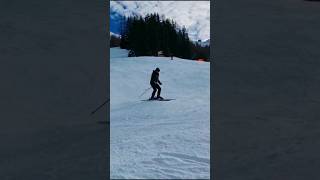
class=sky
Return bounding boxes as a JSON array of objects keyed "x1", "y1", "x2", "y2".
[{"x1": 110, "y1": 1, "x2": 210, "y2": 41}]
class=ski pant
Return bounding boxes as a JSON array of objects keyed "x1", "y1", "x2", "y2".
[{"x1": 150, "y1": 83, "x2": 161, "y2": 98}]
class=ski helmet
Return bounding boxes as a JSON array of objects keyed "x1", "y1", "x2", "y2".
[{"x1": 155, "y1": 67, "x2": 160, "y2": 72}]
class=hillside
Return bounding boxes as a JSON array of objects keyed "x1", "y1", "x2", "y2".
[{"x1": 110, "y1": 47, "x2": 210, "y2": 179}]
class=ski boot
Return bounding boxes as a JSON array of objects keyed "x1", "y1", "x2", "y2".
[{"x1": 156, "y1": 96, "x2": 164, "y2": 100}]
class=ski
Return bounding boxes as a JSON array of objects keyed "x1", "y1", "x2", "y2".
[{"x1": 141, "y1": 98, "x2": 175, "y2": 101}]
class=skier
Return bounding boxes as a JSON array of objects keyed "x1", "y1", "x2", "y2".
[{"x1": 149, "y1": 67, "x2": 163, "y2": 100}]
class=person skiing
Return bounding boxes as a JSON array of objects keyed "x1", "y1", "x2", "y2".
[{"x1": 149, "y1": 67, "x2": 163, "y2": 100}]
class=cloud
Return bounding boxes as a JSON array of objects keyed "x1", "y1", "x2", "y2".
[{"x1": 110, "y1": 1, "x2": 210, "y2": 41}]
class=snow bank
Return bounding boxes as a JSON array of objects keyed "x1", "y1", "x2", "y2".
[{"x1": 110, "y1": 47, "x2": 210, "y2": 179}]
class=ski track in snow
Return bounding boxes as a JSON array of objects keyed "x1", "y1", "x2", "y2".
[{"x1": 110, "y1": 47, "x2": 210, "y2": 179}]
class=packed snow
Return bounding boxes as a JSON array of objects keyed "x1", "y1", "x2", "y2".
[{"x1": 110, "y1": 47, "x2": 210, "y2": 179}]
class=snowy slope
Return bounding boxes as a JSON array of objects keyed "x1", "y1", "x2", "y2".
[
  {"x1": 110, "y1": 47, "x2": 210, "y2": 179},
  {"x1": 195, "y1": 39, "x2": 210, "y2": 47},
  {"x1": 110, "y1": 32, "x2": 121, "y2": 38},
  {"x1": 201, "y1": 39, "x2": 210, "y2": 47}
]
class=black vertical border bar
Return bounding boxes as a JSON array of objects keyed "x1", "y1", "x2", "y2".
[{"x1": 106, "y1": 0, "x2": 110, "y2": 179}]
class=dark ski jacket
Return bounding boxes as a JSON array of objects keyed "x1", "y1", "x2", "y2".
[{"x1": 150, "y1": 70, "x2": 161, "y2": 85}]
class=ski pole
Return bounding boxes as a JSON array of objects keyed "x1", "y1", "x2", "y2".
[
  {"x1": 91, "y1": 98, "x2": 109, "y2": 115},
  {"x1": 139, "y1": 87, "x2": 152, "y2": 98}
]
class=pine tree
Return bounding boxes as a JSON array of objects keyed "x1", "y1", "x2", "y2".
[{"x1": 119, "y1": 13, "x2": 198, "y2": 59}]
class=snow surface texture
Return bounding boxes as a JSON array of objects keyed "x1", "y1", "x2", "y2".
[{"x1": 110, "y1": 47, "x2": 210, "y2": 179}]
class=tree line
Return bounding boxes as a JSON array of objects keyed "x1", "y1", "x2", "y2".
[{"x1": 111, "y1": 13, "x2": 210, "y2": 61}]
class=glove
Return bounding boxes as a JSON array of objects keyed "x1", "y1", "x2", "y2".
[{"x1": 159, "y1": 82, "x2": 162, "y2": 85}]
